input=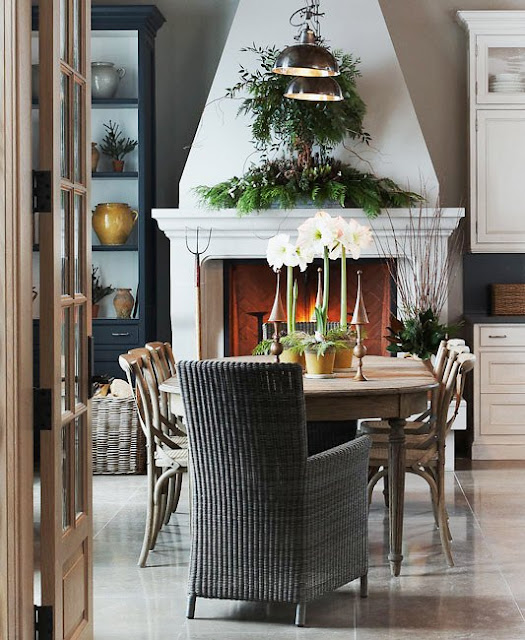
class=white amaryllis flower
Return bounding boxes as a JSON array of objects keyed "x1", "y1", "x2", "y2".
[
  {"x1": 297, "y1": 211, "x2": 341, "y2": 255},
  {"x1": 330, "y1": 217, "x2": 373, "y2": 260},
  {"x1": 266, "y1": 234, "x2": 300, "y2": 271},
  {"x1": 295, "y1": 243, "x2": 315, "y2": 272}
]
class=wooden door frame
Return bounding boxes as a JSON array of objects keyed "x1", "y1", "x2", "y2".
[{"x1": 0, "y1": 0, "x2": 35, "y2": 638}]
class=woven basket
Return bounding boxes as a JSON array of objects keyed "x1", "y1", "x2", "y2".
[
  {"x1": 491, "y1": 284, "x2": 525, "y2": 316},
  {"x1": 91, "y1": 396, "x2": 146, "y2": 474}
]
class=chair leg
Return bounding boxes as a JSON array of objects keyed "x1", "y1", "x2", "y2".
[
  {"x1": 171, "y1": 472, "x2": 183, "y2": 513},
  {"x1": 437, "y1": 464, "x2": 454, "y2": 567},
  {"x1": 360, "y1": 574, "x2": 368, "y2": 598},
  {"x1": 186, "y1": 594, "x2": 196, "y2": 619},
  {"x1": 295, "y1": 603, "x2": 306, "y2": 627},
  {"x1": 138, "y1": 461, "x2": 155, "y2": 567},
  {"x1": 382, "y1": 472, "x2": 389, "y2": 508},
  {"x1": 163, "y1": 476, "x2": 175, "y2": 526}
]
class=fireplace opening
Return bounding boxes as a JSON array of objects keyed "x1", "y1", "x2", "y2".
[{"x1": 224, "y1": 258, "x2": 396, "y2": 357}]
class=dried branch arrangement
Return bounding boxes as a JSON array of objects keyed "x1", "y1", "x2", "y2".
[{"x1": 376, "y1": 202, "x2": 463, "y2": 359}]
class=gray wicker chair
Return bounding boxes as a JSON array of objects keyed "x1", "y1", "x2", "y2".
[{"x1": 177, "y1": 359, "x2": 372, "y2": 627}]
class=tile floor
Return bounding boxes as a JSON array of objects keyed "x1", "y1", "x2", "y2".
[{"x1": 92, "y1": 464, "x2": 525, "y2": 639}]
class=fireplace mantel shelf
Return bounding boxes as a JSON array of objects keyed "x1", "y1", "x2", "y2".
[{"x1": 154, "y1": 207, "x2": 465, "y2": 249}]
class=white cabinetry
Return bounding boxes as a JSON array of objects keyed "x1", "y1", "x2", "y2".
[
  {"x1": 458, "y1": 12, "x2": 525, "y2": 252},
  {"x1": 472, "y1": 324, "x2": 525, "y2": 459}
]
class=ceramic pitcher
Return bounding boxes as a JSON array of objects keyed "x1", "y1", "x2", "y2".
[{"x1": 91, "y1": 62, "x2": 126, "y2": 99}]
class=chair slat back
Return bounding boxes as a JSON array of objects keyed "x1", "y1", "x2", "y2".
[
  {"x1": 119, "y1": 351, "x2": 163, "y2": 450},
  {"x1": 146, "y1": 342, "x2": 172, "y2": 381},
  {"x1": 433, "y1": 340, "x2": 448, "y2": 380},
  {"x1": 434, "y1": 351, "x2": 475, "y2": 445},
  {"x1": 144, "y1": 342, "x2": 182, "y2": 428}
]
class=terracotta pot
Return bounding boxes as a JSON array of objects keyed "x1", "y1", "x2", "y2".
[
  {"x1": 280, "y1": 349, "x2": 305, "y2": 369},
  {"x1": 305, "y1": 348, "x2": 336, "y2": 376},
  {"x1": 112, "y1": 159, "x2": 125, "y2": 172},
  {"x1": 113, "y1": 288, "x2": 134, "y2": 318},
  {"x1": 91, "y1": 143, "x2": 100, "y2": 172},
  {"x1": 334, "y1": 344, "x2": 354, "y2": 370},
  {"x1": 92, "y1": 203, "x2": 138, "y2": 245},
  {"x1": 92, "y1": 303, "x2": 100, "y2": 318}
]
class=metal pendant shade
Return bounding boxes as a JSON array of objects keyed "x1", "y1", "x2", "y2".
[
  {"x1": 273, "y1": 28, "x2": 340, "y2": 77},
  {"x1": 284, "y1": 76, "x2": 344, "y2": 102}
]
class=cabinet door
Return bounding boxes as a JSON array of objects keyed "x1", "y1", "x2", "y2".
[
  {"x1": 476, "y1": 35, "x2": 525, "y2": 105},
  {"x1": 476, "y1": 110, "x2": 525, "y2": 247},
  {"x1": 480, "y1": 351, "x2": 525, "y2": 393},
  {"x1": 480, "y1": 394, "x2": 525, "y2": 435}
]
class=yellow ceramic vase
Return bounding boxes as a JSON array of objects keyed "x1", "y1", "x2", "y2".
[
  {"x1": 92, "y1": 203, "x2": 138, "y2": 245},
  {"x1": 280, "y1": 349, "x2": 305, "y2": 369},
  {"x1": 305, "y1": 349, "x2": 336, "y2": 376},
  {"x1": 334, "y1": 345, "x2": 354, "y2": 370}
]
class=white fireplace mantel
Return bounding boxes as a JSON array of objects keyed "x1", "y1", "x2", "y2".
[{"x1": 154, "y1": 207, "x2": 465, "y2": 361}]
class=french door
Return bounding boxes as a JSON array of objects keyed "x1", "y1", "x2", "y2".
[{"x1": 38, "y1": 0, "x2": 93, "y2": 638}]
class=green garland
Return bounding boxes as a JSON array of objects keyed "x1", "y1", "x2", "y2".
[
  {"x1": 196, "y1": 157, "x2": 422, "y2": 218},
  {"x1": 196, "y1": 45, "x2": 423, "y2": 218}
]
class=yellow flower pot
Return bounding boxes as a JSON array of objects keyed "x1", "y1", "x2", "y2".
[
  {"x1": 280, "y1": 349, "x2": 305, "y2": 369},
  {"x1": 92, "y1": 203, "x2": 138, "y2": 245},
  {"x1": 305, "y1": 348, "x2": 336, "y2": 376},
  {"x1": 334, "y1": 345, "x2": 354, "y2": 370}
]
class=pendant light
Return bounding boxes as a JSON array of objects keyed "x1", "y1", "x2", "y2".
[
  {"x1": 273, "y1": 1, "x2": 343, "y2": 101},
  {"x1": 273, "y1": 26, "x2": 340, "y2": 78},
  {"x1": 284, "y1": 76, "x2": 343, "y2": 101}
]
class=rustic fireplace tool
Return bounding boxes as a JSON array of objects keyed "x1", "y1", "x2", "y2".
[
  {"x1": 268, "y1": 269, "x2": 287, "y2": 363},
  {"x1": 185, "y1": 226, "x2": 212, "y2": 360},
  {"x1": 351, "y1": 270, "x2": 369, "y2": 381}
]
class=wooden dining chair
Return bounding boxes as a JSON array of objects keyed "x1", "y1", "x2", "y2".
[
  {"x1": 119, "y1": 350, "x2": 188, "y2": 567},
  {"x1": 359, "y1": 340, "x2": 469, "y2": 438},
  {"x1": 367, "y1": 352, "x2": 476, "y2": 566}
]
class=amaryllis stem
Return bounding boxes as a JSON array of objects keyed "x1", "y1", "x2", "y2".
[
  {"x1": 287, "y1": 265, "x2": 294, "y2": 335},
  {"x1": 340, "y1": 246, "x2": 347, "y2": 330},
  {"x1": 292, "y1": 279, "x2": 298, "y2": 333},
  {"x1": 322, "y1": 247, "x2": 330, "y2": 335}
]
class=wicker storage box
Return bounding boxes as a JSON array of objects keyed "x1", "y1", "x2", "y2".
[
  {"x1": 491, "y1": 284, "x2": 525, "y2": 316},
  {"x1": 91, "y1": 396, "x2": 146, "y2": 474}
]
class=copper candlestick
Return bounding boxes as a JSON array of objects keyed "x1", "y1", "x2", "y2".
[
  {"x1": 268, "y1": 269, "x2": 287, "y2": 363},
  {"x1": 351, "y1": 270, "x2": 369, "y2": 382}
]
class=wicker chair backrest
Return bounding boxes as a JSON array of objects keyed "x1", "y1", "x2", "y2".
[{"x1": 177, "y1": 360, "x2": 308, "y2": 528}]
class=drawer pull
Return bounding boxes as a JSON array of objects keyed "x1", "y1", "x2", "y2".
[
  {"x1": 488, "y1": 334, "x2": 507, "y2": 339},
  {"x1": 111, "y1": 332, "x2": 130, "y2": 337}
]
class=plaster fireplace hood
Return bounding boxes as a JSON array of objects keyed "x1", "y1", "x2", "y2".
[{"x1": 153, "y1": 0, "x2": 464, "y2": 361}]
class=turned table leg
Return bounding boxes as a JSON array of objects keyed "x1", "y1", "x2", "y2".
[{"x1": 387, "y1": 417, "x2": 407, "y2": 577}]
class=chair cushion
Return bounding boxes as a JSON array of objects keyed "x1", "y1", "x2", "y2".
[{"x1": 369, "y1": 444, "x2": 437, "y2": 467}]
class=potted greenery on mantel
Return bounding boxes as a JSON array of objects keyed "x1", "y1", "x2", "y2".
[{"x1": 196, "y1": 45, "x2": 423, "y2": 218}]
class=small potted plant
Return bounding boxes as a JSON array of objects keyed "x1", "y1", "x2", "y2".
[
  {"x1": 264, "y1": 233, "x2": 314, "y2": 366},
  {"x1": 92, "y1": 266, "x2": 114, "y2": 318},
  {"x1": 99, "y1": 120, "x2": 138, "y2": 172}
]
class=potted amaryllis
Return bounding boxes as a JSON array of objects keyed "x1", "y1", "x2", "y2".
[
  {"x1": 296, "y1": 212, "x2": 373, "y2": 376},
  {"x1": 265, "y1": 233, "x2": 314, "y2": 366}
]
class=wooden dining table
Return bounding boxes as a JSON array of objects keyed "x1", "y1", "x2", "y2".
[{"x1": 159, "y1": 355, "x2": 437, "y2": 577}]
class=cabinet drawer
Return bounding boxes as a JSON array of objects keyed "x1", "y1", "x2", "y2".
[
  {"x1": 479, "y1": 326, "x2": 525, "y2": 347},
  {"x1": 481, "y1": 351, "x2": 525, "y2": 393},
  {"x1": 93, "y1": 323, "x2": 139, "y2": 346},
  {"x1": 480, "y1": 394, "x2": 525, "y2": 435}
]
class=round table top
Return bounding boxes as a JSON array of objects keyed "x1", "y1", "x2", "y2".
[{"x1": 159, "y1": 355, "x2": 437, "y2": 398}]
